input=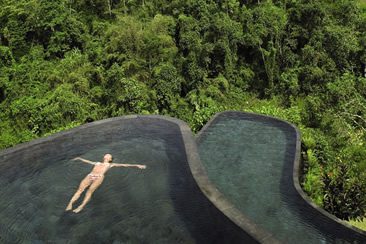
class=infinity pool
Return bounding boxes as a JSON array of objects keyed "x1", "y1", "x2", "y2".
[
  {"x1": 0, "y1": 116, "x2": 253, "y2": 243},
  {"x1": 2, "y1": 113, "x2": 364, "y2": 243},
  {"x1": 197, "y1": 112, "x2": 366, "y2": 243}
]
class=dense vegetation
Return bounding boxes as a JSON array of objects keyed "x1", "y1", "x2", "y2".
[{"x1": 0, "y1": 0, "x2": 365, "y2": 222}]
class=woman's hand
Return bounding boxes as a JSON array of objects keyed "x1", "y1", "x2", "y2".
[{"x1": 137, "y1": 165, "x2": 147, "y2": 169}]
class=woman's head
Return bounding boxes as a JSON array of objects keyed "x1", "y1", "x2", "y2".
[{"x1": 103, "y1": 154, "x2": 113, "y2": 163}]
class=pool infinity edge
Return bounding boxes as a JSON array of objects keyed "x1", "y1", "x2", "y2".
[
  {"x1": 0, "y1": 113, "x2": 365, "y2": 243},
  {"x1": 195, "y1": 111, "x2": 366, "y2": 241}
]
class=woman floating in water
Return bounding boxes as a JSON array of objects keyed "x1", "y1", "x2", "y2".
[{"x1": 66, "y1": 154, "x2": 146, "y2": 213}]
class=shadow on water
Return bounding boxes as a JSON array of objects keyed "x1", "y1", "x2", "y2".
[{"x1": 164, "y1": 123, "x2": 257, "y2": 244}]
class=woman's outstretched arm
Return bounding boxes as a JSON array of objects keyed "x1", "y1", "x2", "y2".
[
  {"x1": 111, "y1": 163, "x2": 146, "y2": 169},
  {"x1": 73, "y1": 157, "x2": 97, "y2": 165}
]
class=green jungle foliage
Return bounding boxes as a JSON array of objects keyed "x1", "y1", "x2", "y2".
[{"x1": 0, "y1": 0, "x2": 365, "y2": 222}]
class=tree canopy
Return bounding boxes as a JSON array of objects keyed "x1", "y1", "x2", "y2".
[{"x1": 0, "y1": 0, "x2": 366, "y2": 222}]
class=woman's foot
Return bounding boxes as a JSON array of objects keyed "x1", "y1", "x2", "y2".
[
  {"x1": 65, "y1": 204, "x2": 72, "y2": 211},
  {"x1": 73, "y1": 206, "x2": 83, "y2": 213}
]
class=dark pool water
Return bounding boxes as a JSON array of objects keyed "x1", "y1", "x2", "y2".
[
  {"x1": 197, "y1": 112, "x2": 366, "y2": 244},
  {"x1": 0, "y1": 117, "x2": 252, "y2": 244}
]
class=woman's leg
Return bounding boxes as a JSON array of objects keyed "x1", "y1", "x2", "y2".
[
  {"x1": 65, "y1": 176, "x2": 92, "y2": 211},
  {"x1": 73, "y1": 176, "x2": 104, "y2": 213}
]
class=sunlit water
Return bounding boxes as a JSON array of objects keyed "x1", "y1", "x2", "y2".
[
  {"x1": 197, "y1": 113, "x2": 365, "y2": 244},
  {"x1": 0, "y1": 117, "x2": 248, "y2": 243}
]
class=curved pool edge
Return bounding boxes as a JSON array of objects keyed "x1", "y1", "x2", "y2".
[
  {"x1": 2, "y1": 113, "x2": 364, "y2": 241},
  {"x1": 195, "y1": 112, "x2": 281, "y2": 244},
  {"x1": 290, "y1": 118, "x2": 366, "y2": 236},
  {"x1": 197, "y1": 110, "x2": 366, "y2": 239},
  {"x1": 0, "y1": 115, "x2": 138, "y2": 157},
  {"x1": 0, "y1": 115, "x2": 189, "y2": 158},
  {"x1": 0, "y1": 114, "x2": 260, "y2": 243}
]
